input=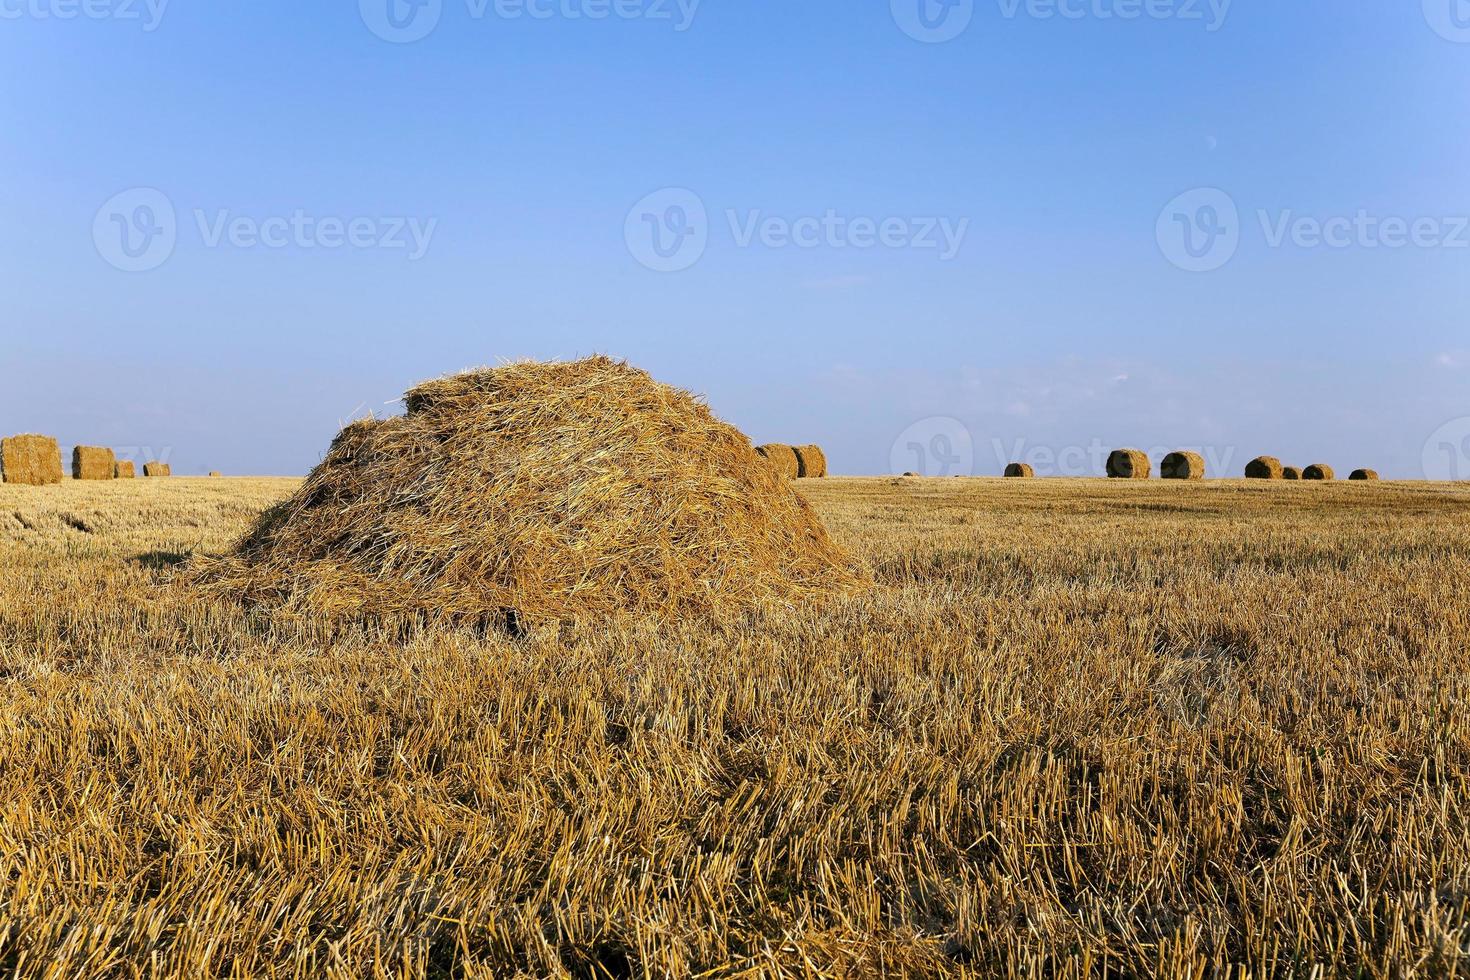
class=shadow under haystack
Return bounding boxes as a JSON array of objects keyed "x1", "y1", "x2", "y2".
[{"x1": 195, "y1": 357, "x2": 866, "y2": 624}]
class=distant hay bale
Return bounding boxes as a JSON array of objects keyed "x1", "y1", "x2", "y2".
[
  {"x1": 1349, "y1": 469, "x2": 1380, "y2": 481},
  {"x1": 1004, "y1": 463, "x2": 1035, "y2": 478},
  {"x1": 754, "y1": 444, "x2": 800, "y2": 480},
  {"x1": 1161, "y1": 451, "x2": 1206, "y2": 480},
  {"x1": 209, "y1": 471, "x2": 223, "y2": 478},
  {"x1": 194, "y1": 357, "x2": 867, "y2": 624},
  {"x1": 144, "y1": 462, "x2": 172, "y2": 478},
  {"x1": 1245, "y1": 456, "x2": 1284, "y2": 480},
  {"x1": 902, "y1": 472, "x2": 919, "y2": 478},
  {"x1": 793, "y1": 445, "x2": 828, "y2": 479},
  {"x1": 72, "y1": 446, "x2": 116, "y2": 481},
  {"x1": 114, "y1": 461, "x2": 137, "y2": 479},
  {"x1": 1106, "y1": 449, "x2": 1151, "y2": 480},
  {"x1": 1303, "y1": 464, "x2": 1335, "y2": 481},
  {"x1": 1282, "y1": 466, "x2": 1302, "y2": 480},
  {"x1": 0, "y1": 435, "x2": 63, "y2": 486}
]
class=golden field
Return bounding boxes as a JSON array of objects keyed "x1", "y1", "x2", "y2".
[{"x1": 1, "y1": 476, "x2": 1468, "y2": 978}]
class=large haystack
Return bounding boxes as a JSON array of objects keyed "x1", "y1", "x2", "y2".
[
  {"x1": 1303, "y1": 464, "x2": 1335, "y2": 481},
  {"x1": 1161, "y1": 451, "x2": 1205, "y2": 480},
  {"x1": 1106, "y1": 449, "x2": 1151, "y2": 480},
  {"x1": 0, "y1": 435, "x2": 63, "y2": 486},
  {"x1": 794, "y1": 445, "x2": 828, "y2": 479},
  {"x1": 115, "y1": 461, "x2": 137, "y2": 479},
  {"x1": 72, "y1": 446, "x2": 116, "y2": 481},
  {"x1": 196, "y1": 358, "x2": 866, "y2": 622},
  {"x1": 1245, "y1": 456, "x2": 1284, "y2": 480},
  {"x1": 1004, "y1": 462, "x2": 1034, "y2": 478},
  {"x1": 755, "y1": 444, "x2": 800, "y2": 480}
]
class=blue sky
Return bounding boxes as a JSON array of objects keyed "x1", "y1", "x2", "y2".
[{"x1": 2, "y1": 0, "x2": 1467, "y2": 478}]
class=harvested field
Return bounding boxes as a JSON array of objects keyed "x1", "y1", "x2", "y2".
[{"x1": 1, "y1": 475, "x2": 1467, "y2": 977}]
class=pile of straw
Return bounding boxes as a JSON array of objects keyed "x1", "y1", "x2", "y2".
[
  {"x1": 1161, "y1": 451, "x2": 1205, "y2": 480},
  {"x1": 755, "y1": 444, "x2": 799, "y2": 480},
  {"x1": 72, "y1": 446, "x2": 116, "y2": 481},
  {"x1": 0, "y1": 435, "x2": 63, "y2": 486},
  {"x1": 1106, "y1": 449, "x2": 1151, "y2": 480},
  {"x1": 1246, "y1": 456, "x2": 1284, "y2": 480},
  {"x1": 196, "y1": 357, "x2": 866, "y2": 623},
  {"x1": 1004, "y1": 463, "x2": 1035, "y2": 478},
  {"x1": 794, "y1": 445, "x2": 828, "y2": 479},
  {"x1": 1304, "y1": 464, "x2": 1336, "y2": 481}
]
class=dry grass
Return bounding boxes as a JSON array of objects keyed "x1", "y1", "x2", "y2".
[
  {"x1": 1, "y1": 476, "x2": 1468, "y2": 977},
  {"x1": 195, "y1": 359, "x2": 863, "y2": 624}
]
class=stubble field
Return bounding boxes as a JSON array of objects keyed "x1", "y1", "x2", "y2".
[{"x1": 1, "y1": 476, "x2": 1467, "y2": 977}]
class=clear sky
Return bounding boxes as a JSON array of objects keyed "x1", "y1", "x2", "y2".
[{"x1": 3, "y1": 1, "x2": 1468, "y2": 478}]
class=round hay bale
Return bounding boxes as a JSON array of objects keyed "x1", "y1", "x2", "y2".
[
  {"x1": 195, "y1": 357, "x2": 867, "y2": 624},
  {"x1": 1161, "y1": 451, "x2": 1205, "y2": 480},
  {"x1": 902, "y1": 472, "x2": 919, "y2": 478},
  {"x1": 1106, "y1": 449, "x2": 1151, "y2": 480},
  {"x1": 1281, "y1": 466, "x2": 1302, "y2": 480},
  {"x1": 114, "y1": 460, "x2": 137, "y2": 479},
  {"x1": 793, "y1": 445, "x2": 828, "y2": 479},
  {"x1": 143, "y1": 462, "x2": 172, "y2": 478},
  {"x1": 1245, "y1": 456, "x2": 1284, "y2": 480},
  {"x1": 209, "y1": 471, "x2": 223, "y2": 478},
  {"x1": 1349, "y1": 469, "x2": 1380, "y2": 481},
  {"x1": 72, "y1": 446, "x2": 117, "y2": 481},
  {"x1": 1004, "y1": 462, "x2": 1035, "y2": 478},
  {"x1": 1302, "y1": 463, "x2": 1335, "y2": 481},
  {"x1": 754, "y1": 444, "x2": 799, "y2": 480}
]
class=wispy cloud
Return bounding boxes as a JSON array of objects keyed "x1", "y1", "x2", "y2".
[{"x1": 1435, "y1": 351, "x2": 1466, "y2": 369}]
